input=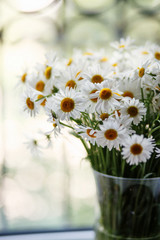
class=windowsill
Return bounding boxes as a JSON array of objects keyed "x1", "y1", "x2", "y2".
[{"x1": 0, "y1": 229, "x2": 94, "y2": 240}]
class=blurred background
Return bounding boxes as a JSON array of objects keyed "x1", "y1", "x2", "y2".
[{"x1": 0, "y1": 0, "x2": 160, "y2": 233}]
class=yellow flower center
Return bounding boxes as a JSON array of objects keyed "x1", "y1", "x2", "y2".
[
  {"x1": 36, "y1": 81, "x2": 45, "y2": 92},
  {"x1": 60, "y1": 98, "x2": 75, "y2": 112},
  {"x1": 37, "y1": 95, "x2": 46, "y2": 106},
  {"x1": 21, "y1": 73, "x2": 27, "y2": 83},
  {"x1": 104, "y1": 129, "x2": 118, "y2": 140},
  {"x1": 119, "y1": 44, "x2": 125, "y2": 48},
  {"x1": 26, "y1": 97, "x2": 34, "y2": 110},
  {"x1": 142, "y1": 51, "x2": 149, "y2": 55},
  {"x1": 122, "y1": 91, "x2": 134, "y2": 98},
  {"x1": 138, "y1": 67, "x2": 145, "y2": 78},
  {"x1": 112, "y1": 63, "x2": 118, "y2": 67},
  {"x1": 53, "y1": 123, "x2": 57, "y2": 128},
  {"x1": 130, "y1": 144, "x2": 143, "y2": 155},
  {"x1": 44, "y1": 66, "x2": 52, "y2": 79},
  {"x1": 100, "y1": 113, "x2": 109, "y2": 120},
  {"x1": 83, "y1": 52, "x2": 93, "y2": 56},
  {"x1": 155, "y1": 52, "x2": 160, "y2": 60},
  {"x1": 67, "y1": 58, "x2": 73, "y2": 66},
  {"x1": 86, "y1": 129, "x2": 96, "y2": 138},
  {"x1": 99, "y1": 88, "x2": 112, "y2": 100},
  {"x1": 127, "y1": 106, "x2": 138, "y2": 117},
  {"x1": 90, "y1": 89, "x2": 98, "y2": 102},
  {"x1": 91, "y1": 74, "x2": 104, "y2": 84},
  {"x1": 100, "y1": 57, "x2": 108, "y2": 62},
  {"x1": 65, "y1": 80, "x2": 77, "y2": 89}
]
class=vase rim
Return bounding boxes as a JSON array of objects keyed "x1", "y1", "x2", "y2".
[{"x1": 93, "y1": 169, "x2": 160, "y2": 181}]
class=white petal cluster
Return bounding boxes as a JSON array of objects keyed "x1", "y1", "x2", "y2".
[{"x1": 19, "y1": 38, "x2": 160, "y2": 166}]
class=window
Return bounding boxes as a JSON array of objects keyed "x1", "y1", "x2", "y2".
[{"x1": 0, "y1": 0, "x2": 160, "y2": 236}]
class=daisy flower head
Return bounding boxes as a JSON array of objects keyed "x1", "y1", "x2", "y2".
[
  {"x1": 132, "y1": 59, "x2": 152, "y2": 85},
  {"x1": 111, "y1": 111, "x2": 135, "y2": 135},
  {"x1": 132, "y1": 42, "x2": 152, "y2": 60},
  {"x1": 81, "y1": 81, "x2": 99, "y2": 113},
  {"x1": 24, "y1": 136, "x2": 42, "y2": 157},
  {"x1": 90, "y1": 81, "x2": 122, "y2": 114},
  {"x1": 28, "y1": 71, "x2": 48, "y2": 94},
  {"x1": 122, "y1": 135, "x2": 155, "y2": 165},
  {"x1": 96, "y1": 118, "x2": 127, "y2": 150},
  {"x1": 22, "y1": 87, "x2": 39, "y2": 117},
  {"x1": 57, "y1": 67, "x2": 83, "y2": 91},
  {"x1": 120, "y1": 98, "x2": 146, "y2": 125},
  {"x1": 76, "y1": 125, "x2": 97, "y2": 145},
  {"x1": 16, "y1": 67, "x2": 30, "y2": 88},
  {"x1": 82, "y1": 64, "x2": 109, "y2": 84},
  {"x1": 150, "y1": 43, "x2": 160, "y2": 63},
  {"x1": 110, "y1": 37, "x2": 135, "y2": 52},
  {"x1": 47, "y1": 118, "x2": 63, "y2": 137},
  {"x1": 52, "y1": 87, "x2": 85, "y2": 120},
  {"x1": 118, "y1": 76, "x2": 141, "y2": 100}
]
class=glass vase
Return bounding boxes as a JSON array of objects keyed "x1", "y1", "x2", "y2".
[{"x1": 94, "y1": 170, "x2": 160, "y2": 240}]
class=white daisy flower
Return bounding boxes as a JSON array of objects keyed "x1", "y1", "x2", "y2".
[
  {"x1": 22, "y1": 87, "x2": 39, "y2": 117},
  {"x1": 132, "y1": 42, "x2": 152, "y2": 60},
  {"x1": 118, "y1": 77, "x2": 141, "y2": 99},
  {"x1": 76, "y1": 125, "x2": 97, "y2": 145},
  {"x1": 81, "y1": 81, "x2": 98, "y2": 113},
  {"x1": 16, "y1": 68, "x2": 30, "y2": 88},
  {"x1": 24, "y1": 137, "x2": 42, "y2": 156},
  {"x1": 122, "y1": 135, "x2": 155, "y2": 165},
  {"x1": 90, "y1": 81, "x2": 122, "y2": 113},
  {"x1": 50, "y1": 88, "x2": 85, "y2": 120},
  {"x1": 47, "y1": 118, "x2": 62, "y2": 137},
  {"x1": 111, "y1": 111, "x2": 135, "y2": 135},
  {"x1": 82, "y1": 64, "x2": 109, "y2": 84},
  {"x1": 28, "y1": 71, "x2": 48, "y2": 94},
  {"x1": 110, "y1": 37, "x2": 135, "y2": 52},
  {"x1": 96, "y1": 118, "x2": 127, "y2": 150},
  {"x1": 150, "y1": 43, "x2": 160, "y2": 62},
  {"x1": 57, "y1": 67, "x2": 83, "y2": 91},
  {"x1": 120, "y1": 98, "x2": 146, "y2": 125},
  {"x1": 132, "y1": 59, "x2": 152, "y2": 85}
]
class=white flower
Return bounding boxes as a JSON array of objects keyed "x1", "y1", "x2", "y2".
[
  {"x1": 16, "y1": 68, "x2": 30, "y2": 88},
  {"x1": 24, "y1": 137, "x2": 42, "y2": 156},
  {"x1": 81, "y1": 81, "x2": 98, "y2": 113},
  {"x1": 57, "y1": 67, "x2": 83, "y2": 91},
  {"x1": 111, "y1": 111, "x2": 135, "y2": 135},
  {"x1": 96, "y1": 118, "x2": 127, "y2": 150},
  {"x1": 150, "y1": 43, "x2": 160, "y2": 62},
  {"x1": 110, "y1": 37, "x2": 135, "y2": 52},
  {"x1": 90, "y1": 81, "x2": 122, "y2": 113},
  {"x1": 28, "y1": 71, "x2": 48, "y2": 94},
  {"x1": 50, "y1": 88, "x2": 85, "y2": 120},
  {"x1": 76, "y1": 125, "x2": 97, "y2": 145},
  {"x1": 120, "y1": 98, "x2": 146, "y2": 125},
  {"x1": 122, "y1": 135, "x2": 154, "y2": 165},
  {"x1": 132, "y1": 43, "x2": 151, "y2": 59},
  {"x1": 132, "y1": 59, "x2": 152, "y2": 85},
  {"x1": 82, "y1": 64, "x2": 110, "y2": 84},
  {"x1": 22, "y1": 87, "x2": 39, "y2": 117},
  {"x1": 118, "y1": 76, "x2": 141, "y2": 99}
]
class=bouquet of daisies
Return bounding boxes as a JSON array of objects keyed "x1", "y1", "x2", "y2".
[{"x1": 20, "y1": 37, "x2": 160, "y2": 178}]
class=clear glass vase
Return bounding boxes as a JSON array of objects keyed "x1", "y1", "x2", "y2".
[{"x1": 94, "y1": 170, "x2": 160, "y2": 240}]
